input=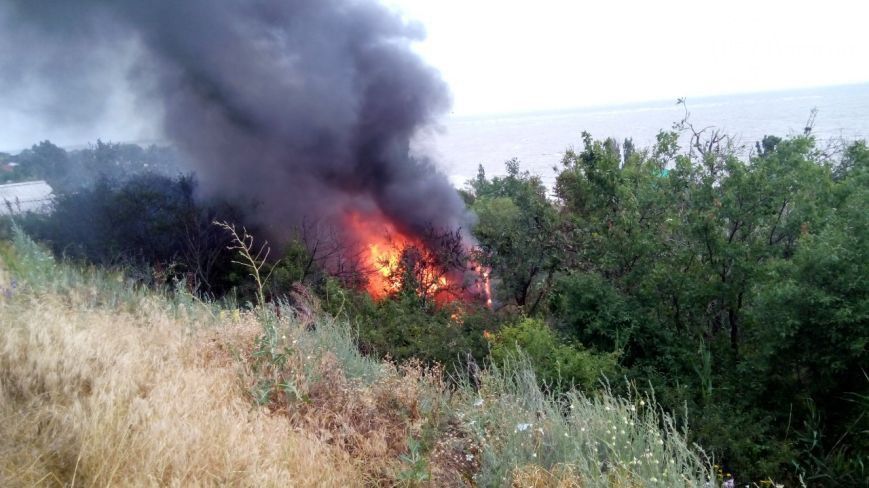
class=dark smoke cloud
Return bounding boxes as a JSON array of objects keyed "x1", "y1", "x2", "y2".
[{"x1": 0, "y1": 0, "x2": 470, "y2": 243}]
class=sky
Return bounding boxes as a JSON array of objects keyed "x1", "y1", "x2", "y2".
[
  {"x1": 384, "y1": 0, "x2": 869, "y2": 116},
  {"x1": 1, "y1": 0, "x2": 867, "y2": 151}
]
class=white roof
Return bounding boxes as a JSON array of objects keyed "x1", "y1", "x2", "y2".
[{"x1": 0, "y1": 180, "x2": 54, "y2": 215}]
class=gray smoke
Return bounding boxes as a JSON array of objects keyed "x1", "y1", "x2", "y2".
[{"x1": 0, "y1": 0, "x2": 470, "y2": 244}]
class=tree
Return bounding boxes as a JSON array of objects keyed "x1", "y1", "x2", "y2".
[{"x1": 470, "y1": 160, "x2": 561, "y2": 313}]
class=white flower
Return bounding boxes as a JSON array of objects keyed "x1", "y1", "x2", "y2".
[
  {"x1": 515, "y1": 423, "x2": 532, "y2": 432},
  {"x1": 465, "y1": 453, "x2": 474, "y2": 461},
  {"x1": 473, "y1": 398, "x2": 484, "y2": 407},
  {"x1": 639, "y1": 400, "x2": 646, "y2": 406}
]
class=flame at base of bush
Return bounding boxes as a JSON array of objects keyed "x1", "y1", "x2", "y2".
[{"x1": 345, "y1": 212, "x2": 491, "y2": 307}]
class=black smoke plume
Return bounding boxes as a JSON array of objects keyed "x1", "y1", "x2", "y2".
[{"x1": 0, "y1": 0, "x2": 470, "y2": 244}]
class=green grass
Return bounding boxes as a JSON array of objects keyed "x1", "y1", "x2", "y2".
[{"x1": 452, "y1": 356, "x2": 715, "y2": 486}]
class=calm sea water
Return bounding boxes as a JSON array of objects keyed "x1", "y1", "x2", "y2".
[{"x1": 415, "y1": 83, "x2": 869, "y2": 188}]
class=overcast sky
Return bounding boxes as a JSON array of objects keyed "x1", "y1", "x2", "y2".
[
  {"x1": 385, "y1": 0, "x2": 869, "y2": 116},
  {"x1": 2, "y1": 0, "x2": 867, "y2": 151}
]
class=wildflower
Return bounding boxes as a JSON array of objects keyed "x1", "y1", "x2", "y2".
[
  {"x1": 515, "y1": 423, "x2": 532, "y2": 432},
  {"x1": 650, "y1": 477, "x2": 658, "y2": 483},
  {"x1": 465, "y1": 453, "x2": 474, "y2": 462},
  {"x1": 474, "y1": 398, "x2": 484, "y2": 407},
  {"x1": 531, "y1": 452, "x2": 537, "y2": 458},
  {"x1": 639, "y1": 400, "x2": 645, "y2": 406}
]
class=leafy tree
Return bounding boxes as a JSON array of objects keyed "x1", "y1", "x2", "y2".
[{"x1": 470, "y1": 160, "x2": 561, "y2": 313}]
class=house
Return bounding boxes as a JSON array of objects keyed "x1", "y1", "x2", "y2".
[{"x1": 0, "y1": 180, "x2": 54, "y2": 215}]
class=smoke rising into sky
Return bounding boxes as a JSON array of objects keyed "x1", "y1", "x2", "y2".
[{"x1": 0, "y1": 0, "x2": 471, "y2": 241}]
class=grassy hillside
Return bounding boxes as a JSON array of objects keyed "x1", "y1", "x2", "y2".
[{"x1": 0, "y1": 230, "x2": 717, "y2": 486}]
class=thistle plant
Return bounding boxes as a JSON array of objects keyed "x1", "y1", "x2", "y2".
[{"x1": 214, "y1": 221, "x2": 277, "y2": 307}]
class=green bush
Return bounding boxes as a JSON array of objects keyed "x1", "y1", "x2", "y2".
[{"x1": 489, "y1": 318, "x2": 619, "y2": 392}]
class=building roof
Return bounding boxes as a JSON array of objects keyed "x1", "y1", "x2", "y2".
[{"x1": 0, "y1": 180, "x2": 54, "y2": 215}]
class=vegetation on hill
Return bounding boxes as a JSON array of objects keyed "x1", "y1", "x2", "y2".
[
  {"x1": 0, "y1": 229, "x2": 715, "y2": 486},
  {"x1": 1, "y1": 116, "x2": 866, "y2": 485}
]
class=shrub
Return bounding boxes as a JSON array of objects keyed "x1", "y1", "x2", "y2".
[{"x1": 489, "y1": 318, "x2": 619, "y2": 392}]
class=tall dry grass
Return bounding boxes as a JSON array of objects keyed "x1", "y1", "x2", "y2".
[{"x1": 0, "y1": 259, "x2": 358, "y2": 486}]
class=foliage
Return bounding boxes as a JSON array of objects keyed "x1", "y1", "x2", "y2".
[
  {"x1": 3, "y1": 139, "x2": 183, "y2": 190},
  {"x1": 6, "y1": 124, "x2": 867, "y2": 485},
  {"x1": 0, "y1": 232, "x2": 716, "y2": 486},
  {"x1": 18, "y1": 173, "x2": 251, "y2": 297},
  {"x1": 454, "y1": 356, "x2": 715, "y2": 487},
  {"x1": 468, "y1": 128, "x2": 867, "y2": 484},
  {"x1": 488, "y1": 318, "x2": 619, "y2": 392},
  {"x1": 469, "y1": 160, "x2": 561, "y2": 313},
  {"x1": 325, "y1": 286, "x2": 497, "y2": 372}
]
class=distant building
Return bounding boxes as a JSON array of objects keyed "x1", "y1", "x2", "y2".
[{"x1": 0, "y1": 180, "x2": 54, "y2": 215}]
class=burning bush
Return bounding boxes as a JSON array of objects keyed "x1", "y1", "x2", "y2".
[{"x1": 345, "y1": 211, "x2": 490, "y2": 308}]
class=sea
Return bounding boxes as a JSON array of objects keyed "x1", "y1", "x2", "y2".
[{"x1": 414, "y1": 83, "x2": 869, "y2": 189}]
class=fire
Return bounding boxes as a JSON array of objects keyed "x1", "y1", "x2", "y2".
[
  {"x1": 346, "y1": 212, "x2": 452, "y2": 301},
  {"x1": 345, "y1": 211, "x2": 492, "y2": 307}
]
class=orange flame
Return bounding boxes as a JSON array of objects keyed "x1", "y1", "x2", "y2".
[
  {"x1": 345, "y1": 212, "x2": 451, "y2": 301},
  {"x1": 345, "y1": 211, "x2": 492, "y2": 307}
]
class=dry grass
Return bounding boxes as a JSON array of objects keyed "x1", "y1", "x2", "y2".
[
  {"x1": 0, "y1": 286, "x2": 358, "y2": 486},
  {"x1": 510, "y1": 464, "x2": 583, "y2": 487}
]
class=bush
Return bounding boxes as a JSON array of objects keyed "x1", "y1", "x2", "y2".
[
  {"x1": 489, "y1": 318, "x2": 619, "y2": 392},
  {"x1": 19, "y1": 173, "x2": 251, "y2": 297},
  {"x1": 330, "y1": 289, "x2": 498, "y2": 372}
]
